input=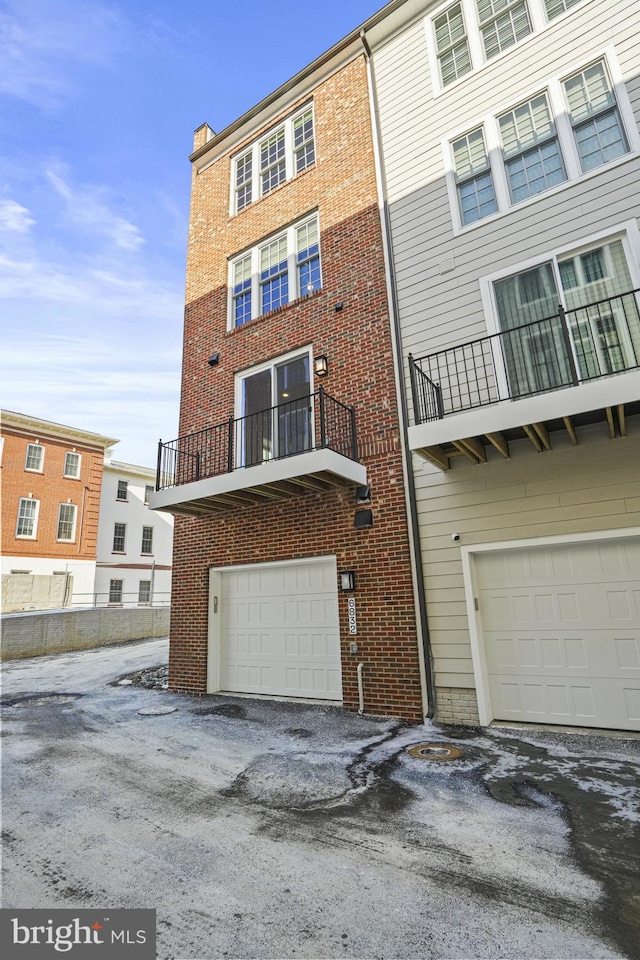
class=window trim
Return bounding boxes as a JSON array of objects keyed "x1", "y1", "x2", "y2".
[
  {"x1": 63, "y1": 451, "x2": 82, "y2": 479},
  {"x1": 138, "y1": 580, "x2": 152, "y2": 605},
  {"x1": 56, "y1": 502, "x2": 77, "y2": 542},
  {"x1": 108, "y1": 579, "x2": 124, "y2": 604},
  {"x1": 116, "y1": 480, "x2": 128, "y2": 502},
  {"x1": 141, "y1": 526, "x2": 154, "y2": 555},
  {"x1": 15, "y1": 497, "x2": 40, "y2": 539},
  {"x1": 228, "y1": 213, "x2": 321, "y2": 330},
  {"x1": 24, "y1": 442, "x2": 44, "y2": 473},
  {"x1": 443, "y1": 49, "x2": 638, "y2": 234},
  {"x1": 112, "y1": 522, "x2": 127, "y2": 553},
  {"x1": 230, "y1": 103, "x2": 315, "y2": 215},
  {"x1": 144, "y1": 484, "x2": 154, "y2": 506},
  {"x1": 426, "y1": 0, "x2": 591, "y2": 97}
]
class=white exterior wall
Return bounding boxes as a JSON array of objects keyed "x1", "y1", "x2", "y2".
[
  {"x1": 370, "y1": 0, "x2": 640, "y2": 715},
  {"x1": 0, "y1": 557, "x2": 96, "y2": 606},
  {"x1": 95, "y1": 460, "x2": 173, "y2": 607}
]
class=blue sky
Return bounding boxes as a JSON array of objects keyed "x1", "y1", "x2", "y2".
[{"x1": 0, "y1": 0, "x2": 379, "y2": 465}]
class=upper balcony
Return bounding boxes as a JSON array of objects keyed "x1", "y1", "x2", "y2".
[
  {"x1": 150, "y1": 388, "x2": 366, "y2": 516},
  {"x1": 408, "y1": 289, "x2": 640, "y2": 468}
]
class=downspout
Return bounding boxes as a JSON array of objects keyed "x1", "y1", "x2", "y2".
[
  {"x1": 357, "y1": 662, "x2": 365, "y2": 714},
  {"x1": 361, "y1": 30, "x2": 436, "y2": 720}
]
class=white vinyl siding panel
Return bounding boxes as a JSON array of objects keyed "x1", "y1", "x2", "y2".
[{"x1": 412, "y1": 429, "x2": 640, "y2": 690}]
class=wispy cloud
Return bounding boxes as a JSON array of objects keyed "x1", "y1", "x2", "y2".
[
  {"x1": 0, "y1": 198, "x2": 35, "y2": 233},
  {"x1": 0, "y1": 0, "x2": 123, "y2": 108},
  {"x1": 46, "y1": 168, "x2": 145, "y2": 251}
]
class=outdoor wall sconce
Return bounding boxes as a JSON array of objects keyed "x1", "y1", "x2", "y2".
[
  {"x1": 208, "y1": 353, "x2": 220, "y2": 367},
  {"x1": 334, "y1": 301, "x2": 344, "y2": 312},
  {"x1": 354, "y1": 509, "x2": 374, "y2": 529},
  {"x1": 313, "y1": 355, "x2": 329, "y2": 377},
  {"x1": 355, "y1": 485, "x2": 371, "y2": 505},
  {"x1": 340, "y1": 570, "x2": 356, "y2": 592}
]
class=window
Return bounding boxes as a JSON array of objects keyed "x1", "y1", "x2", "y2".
[
  {"x1": 237, "y1": 350, "x2": 312, "y2": 466},
  {"x1": 63, "y1": 452, "x2": 81, "y2": 478},
  {"x1": 116, "y1": 480, "x2": 128, "y2": 501},
  {"x1": 498, "y1": 93, "x2": 566, "y2": 203},
  {"x1": 232, "y1": 105, "x2": 315, "y2": 213},
  {"x1": 144, "y1": 484, "x2": 154, "y2": 505},
  {"x1": 446, "y1": 54, "x2": 634, "y2": 230},
  {"x1": 229, "y1": 214, "x2": 321, "y2": 327},
  {"x1": 544, "y1": 0, "x2": 580, "y2": 19},
  {"x1": 56, "y1": 503, "x2": 77, "y2": 541},
  {"x1": 487, "y1": 231, "x2": 640, "y2": 396},
  {"x1": 477, "y1": 0, "x2": 532, "y2": 61},
  {"x1": 434, "y1": 4, "x2": 471, "y2": 87},
  {"x1": 25, "y1": 443, "x2": 44, "y2": 472},
  {"x1": 109, "y1": 579, "x2": 123, "y2": 604},
  {"x1": 141, "y1": 526, "x2": 154, "y2": 554},
  {"x1": 563, "y1": 60, "x2": 629, "y2": 172},
  {"x1": 452, "y1": 128, "x2": 498, "y2": 224},
  {"x1": 16, "y1": 498, "x2": 39, "y2": 538},
  {"x1": 113, "y1": 522, "x2": 126, "y2": 552},
  {"x1": 138, "y1": 580, "x2": 151, "y2": 604}
]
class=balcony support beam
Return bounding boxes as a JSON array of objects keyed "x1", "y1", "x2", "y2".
[
  {"x1": 532, "y1": 422, "x2": 551, "y2": 451},
  {"x1": 523, "y1": 425, "x2": 543, "y2": 452},
  {"x1": 563, "y1": 416, "x2": 578, "y2": 446},
  {"x1": 485, "y1": 432, "x2": 509, "y2": 459},
  {"x1": 459, "y1": 437, "x2": 487, "y2": 463},
  {"x1": 418, "y1": 445, "x2": 450, "y2": 470},
  {"x1": 606, "y1": 407, "x2": 616, "y2": 439},
  {"x1": 618, "y1": 404, "x2": 626, "y2": 437},
  {"x1": 452, "y1": 440, "x2": 481, "y2": 463}
]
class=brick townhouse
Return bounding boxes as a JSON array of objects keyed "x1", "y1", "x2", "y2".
[{"x1": 151, "y1": 30, "x2": 429, "y2": 720}]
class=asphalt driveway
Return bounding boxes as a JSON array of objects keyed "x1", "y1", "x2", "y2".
[{"x1": 2, "y1": 638, "x2": 639, "y2": 960}]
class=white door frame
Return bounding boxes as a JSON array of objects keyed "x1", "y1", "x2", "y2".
[
  {"x1": 207, "y1": 555, "x2": 339, "y2": 696},
  {"x1": 461, "y1": 527, "x2": 640, "y2": 726}
]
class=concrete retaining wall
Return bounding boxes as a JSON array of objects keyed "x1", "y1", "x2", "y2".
[
  {"x1": 0, "y1": 607, "x2": 170, "y2": 660},
  {"x1": 2, "y1": 573, "x2": 72, "y2": 613}
]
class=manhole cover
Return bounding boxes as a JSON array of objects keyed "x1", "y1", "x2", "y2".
[
  {"x1": 407, "y1": 742, "x2": 463, "y2": 761},
  {"x1": 137, "y1": 706, "x2": 177, "y2": 716}
]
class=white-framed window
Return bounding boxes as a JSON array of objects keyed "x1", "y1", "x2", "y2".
[
  {"x1": 56, "y1": 503, "x2": 77, "y2": 541},
  {"x1": 63, "y1": 451, "x2": 81, "y2": 478},
  {"x1": 116, "y1": 480, "x2": 128, "y2": 501},
  {"x1": 25, "y1": 443, "x2": 44, "y2": 472},
  {"x1": 229, "y1": 214, "x2": 321, "y2": 328},
  {"x1": 231, "y1": 104, "x2": 315, "y2": 214},
  {"x1": 16, "y1": 498, "x2": 39, "y2": 538},
  {"x1": 138, "y1": 580, "x2": 151, "y2": 604},
  {"x1": 445, "y1": 53, "x2": 636, "y2": 231},
  {"x1": 109, "y1": 579, "x2": 123, "y2": 604},
  {"x1": 427, "y1": 0, "x2": 589, "y2": 94},
  {"x1": 144, "y1": 484, "x2": 154, "y2": 505},
  {"x1": 113, "y1": 522, "x2": 126, "y2": 552},
  {"x1": 235, "y1": 347, "x2": 313, "y2": 466},
  {"x1": 479, "y1": 222, "x2": 640, "y2": 396},
  {"x1": 141, "y1": 526, "x2": 153, "y2": 555}
]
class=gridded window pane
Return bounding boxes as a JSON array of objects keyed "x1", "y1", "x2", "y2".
[
  {"x1": 141, "y1": 526, "x2": 153, "y2": 554},
  {"x1": 435, "y1": 4, "x2": 471, "y2": 86},
  {"x1": 296, "y1": 219, "x2": 321, "y2": 295},
  {"x1": 117, "y1": 480, "x2": 128, "y2": 500},
  {"x1": 144, "y1": 485, "x2": 154, "y2": 505},
  {"x1": 113, "y1": 522, "x2": 126, "y2": 552},
  {"x1": 56, "y1": 503, "x2": 76, "y2": 540},
  {"x1": 294, "y1": 109, "x2": 315, "y2": 172},
  {"x1": 16, "y1": 498, "x2": 38, "y2": 537},
  {"x1": 452, "y1": 128, "x2": 498, "y2": 224},
  {"x1": 138, "y1": 580, "x2": 151, "y2": 604},
  {"x1": 109, "y1": 579, "x2": 123, "y2": 603},
  {"x1": 235, "y1": 151, "x2": 253, "y2": 211},
  {"x1": 233, "y1": 256, "x2": 252, "y2": 326},
  {"x1": 563, "y1": 61, "x2": 628, "y2": 171},
  {"x1": 544, "y1": 0, "x2": 580, "y2": 19},
  {"x1": 64, "y1": 452, "x2": 81, "y2": 478},
  {"x1": 499, "y1": 94, "x2": 566, "y2": 202},
  {"x1": 260, "y1": 236, "x2": 288, "y2": 313},
  {"x1": 260, "y1": 129, "x2": 286, "y2": 194},
  {"x1": 477, "y1": 0, "x2": 531, "y2": 60},
  {"x1": 25, "y1": 443, "x2": 43, "y2": 471}
]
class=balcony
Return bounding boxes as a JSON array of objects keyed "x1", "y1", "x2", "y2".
[
  {"x1": 150, "y1": 388, "x2": 366, "y2": 516},
  {"x1": 408, "y1": 289, "x2": 640, "y2": 468}
]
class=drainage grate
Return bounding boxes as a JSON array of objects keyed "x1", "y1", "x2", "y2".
[{"x1": 407, "y1": 742, "x2": 463, "y2": 761}]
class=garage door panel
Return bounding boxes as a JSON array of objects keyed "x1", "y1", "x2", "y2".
[{"x1": 476, "y1": 538, "x2": 640, "y2": 731}]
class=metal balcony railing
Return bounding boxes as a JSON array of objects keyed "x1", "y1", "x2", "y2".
[
  {"x1": 409, "y1": 288, "x2": 640, "y2": 424},
  {"x1": 156, "y1": 387, "x2": 358, "y2": 491}
]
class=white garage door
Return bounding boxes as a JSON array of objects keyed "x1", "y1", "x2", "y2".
[
  {"x1": 212, "y1": 557, "x2": 342, "y2": 701},
  {"x1": 475, "y1": 537, "x2": 640, "y2": 730}
]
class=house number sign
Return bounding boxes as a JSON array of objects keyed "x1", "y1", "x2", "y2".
[{"x1": 347, "y1": 597, "x2": 357, "y2": 635}]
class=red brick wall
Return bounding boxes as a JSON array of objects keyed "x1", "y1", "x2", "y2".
[
  {"x1": 170, "y1": 55, "x2": 424, "y2": 722},
  {"x1": 1, "y1": 427, "x2": 104, "y2": 561}
]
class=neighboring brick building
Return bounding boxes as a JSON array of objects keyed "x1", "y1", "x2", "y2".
[
  {"x1": 1, "y1": 409, "x2": 118, "y2": 609},
  {"x1": 151, "y1": 35, "x2": 428, "y2": 720}
]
